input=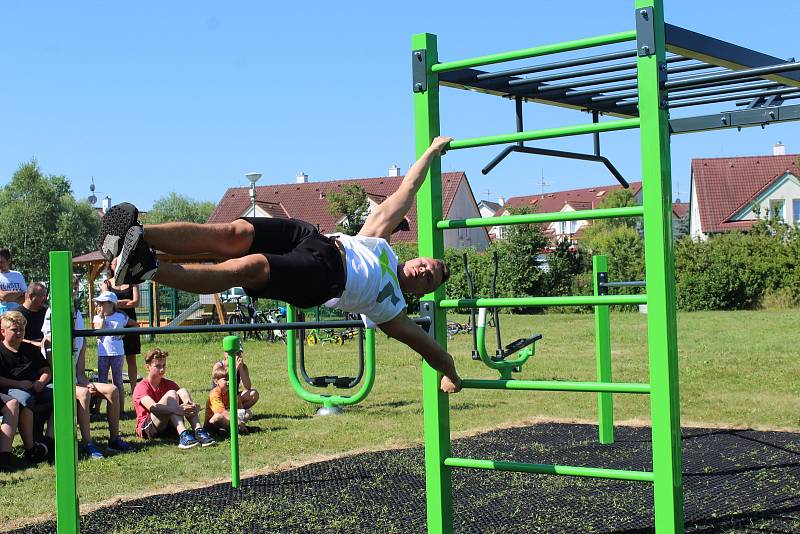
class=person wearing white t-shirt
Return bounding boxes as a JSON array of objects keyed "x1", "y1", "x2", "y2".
[
  {"x1": 0, "y1": 248, "x2": 26, "y2": 314},
  {"x1": 100, "y1": 137, "x2": 461, "y2": 393},
  {"x1": 92, "y1": 291, "x2": 137, "y2": 416}
]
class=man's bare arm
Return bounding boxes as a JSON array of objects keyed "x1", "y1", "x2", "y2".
[
  {"x1": 359, "y1": 136, "x2": 452, "y2": 240},
  {"x1": 0, "y1": 290, "x2": 24, "y2": 305},
  {"x1": 378, "y1": 312, "x2": 461, "y2": 393}
]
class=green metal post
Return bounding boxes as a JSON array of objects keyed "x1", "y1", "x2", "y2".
[
  {"x1": 593, "y1": 255, "x2": 614, "y2": 444},
  {"x1": 413, "y1": 32, "x2": 452, "y2": 534},
  {"x1": 49, "y1": 251, "x2": 79, "y2": 534},
  {"x1": 635, "y1": 1, "x2": 685, "y2": 532},
  {"x1": 222, "y1": 335, "x2": 241, "y2": 488}
]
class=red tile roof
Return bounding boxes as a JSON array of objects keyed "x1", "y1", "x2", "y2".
[
  {"x1": 672, "y1": 202, "x2": 690, "y2": 219},
  {"x1": 691, "y1": 154, "x2": 799, "y2": 233},
  {"x1": 207, "y1": 172, "x2": 468, "y2": 243},
  {"x1": 496, "y1": 182, "x2": 642, "y2": 216}
]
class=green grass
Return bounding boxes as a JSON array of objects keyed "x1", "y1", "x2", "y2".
[{"x1": 1, "y1": 308, "x2": 798, "y2": 528}]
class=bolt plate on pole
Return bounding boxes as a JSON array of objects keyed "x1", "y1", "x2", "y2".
[
  {"x1": 636, "y1": 7, "x2": 656, "y2": 57},
  {"x1": 412, "y1": 49, "x2": 428, "y2": 93}
]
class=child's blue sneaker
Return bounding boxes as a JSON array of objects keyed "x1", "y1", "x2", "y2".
[
  {"x1": 83, "y1": 441, "x2": 105, "y2": 460},
  {"x1": 107, "y1": 436, "x2": 135, "y2": 453},
  {"x1": 178, "y1": 430, "x2": 198, "y2": 449},
  {"x1": 194, "y1": 428, "x2": 216, "y2": 447}
]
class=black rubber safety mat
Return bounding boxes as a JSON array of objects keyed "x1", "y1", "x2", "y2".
[{"x1": 15, "y1": 423, "x2": 800, "y2": 533}]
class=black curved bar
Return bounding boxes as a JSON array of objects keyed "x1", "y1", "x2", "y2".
[{"x1": 482, "y1": 146, "x2": 629, "y2": 188}]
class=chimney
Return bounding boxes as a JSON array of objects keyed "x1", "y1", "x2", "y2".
[
  {"x1": 102, "y1": 196, "x2": 111, "y2": 214},
  {"x1": 388, "y1": 165, "x2": 401, "y2": 177},
  {"x1": 497, "y1": 196, "x2": 505, "y2": 206},
  {"x1": 296, "y1": 172, "x2": 309, "y2": 184},
  {"x1": 773, "y1": 141, "x2": 786, "y2": 156}
]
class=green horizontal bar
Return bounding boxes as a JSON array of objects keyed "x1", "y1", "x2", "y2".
[
  {"x1": 447, "y1": 118, "x2": 640, "y2": 151},
  {"x1": 444, "y1": 457, "x2": 654, "y2": 482},
  {"x1": 460, "y1": 379, "x2": 651, "y2": 394},
  {"x1": 431, "y1": 30, "x2": 637, "y2": 73},
  {"x1": 438, "y1": 206, "x2": 644, "y2": 230},
  {"x1": 438, "y1": 295, "x2": 647, "y2": 309}
]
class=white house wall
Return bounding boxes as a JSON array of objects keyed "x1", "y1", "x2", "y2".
[
  {"x1": 689, "y1": 177, "x2": 705, "y2": 240},
  {"x1": 751, "y1": 174, "x2": 800, "y2": 224},
  {"x1": 444, "y1": 180, "x2": 490, "y2": 251}
]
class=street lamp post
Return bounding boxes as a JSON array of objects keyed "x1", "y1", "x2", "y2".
[{"x1": 246, "y1": 172, "x2": 262, "y2": 217}]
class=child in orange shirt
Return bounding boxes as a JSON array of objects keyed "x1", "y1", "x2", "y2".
[{"x1": 205, "y1": 364, "x2": 251, "y2": 434}]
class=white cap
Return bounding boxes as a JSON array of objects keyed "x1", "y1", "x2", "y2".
[{"x1": 92, "y1": 291, "x2": 118, "y2": 304}]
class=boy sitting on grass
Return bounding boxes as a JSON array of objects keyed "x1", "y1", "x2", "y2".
[
  {"x1": 206, "y1": 349, "x2": 259, "y2": 433},
  {"x1": 132, "y1": 348, "x2": 215, "y2": 449}
]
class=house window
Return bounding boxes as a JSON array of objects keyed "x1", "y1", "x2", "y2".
[
  {"x1": 794, "y1": 199, "x2": 800, "y2": 225},
  {"x1": 769, "y1": 199, "x2": 785, "y2": 221},
  {"x1": 568, "y1": 220, "x2": 577, "y2": 234}
]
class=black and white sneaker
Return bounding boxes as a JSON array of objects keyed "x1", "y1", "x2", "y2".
[
  {"x1": 97, "y1": 202, "x2": 140, "y2": 261},
  {"x1": 114, "y1": 226, "x2": 159, "y2": 284}
]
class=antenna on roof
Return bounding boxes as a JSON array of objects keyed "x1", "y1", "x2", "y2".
[
  {"x1": 484, "y1": 188, "x2": 496, "y2": 201},
  {"x1": 538, "y1": 169, "x2": 550, "y2": 198}
]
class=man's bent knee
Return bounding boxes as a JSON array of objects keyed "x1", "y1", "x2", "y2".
[{"x1": 221, "y1": 219, "x2": 255, "y2": 257}]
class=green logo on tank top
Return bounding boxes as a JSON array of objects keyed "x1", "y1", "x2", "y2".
[{"x1": 376, "y1": 249, "x2": 401, "y2": 305}]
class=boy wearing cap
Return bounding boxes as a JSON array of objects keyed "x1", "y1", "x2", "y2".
[{"x1": 92, "y1": 291, "x2": 137, "y2": 414}]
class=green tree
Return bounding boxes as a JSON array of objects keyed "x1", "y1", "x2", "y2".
[
  {"x1": 0, "y1": 160, "x2": 100, "y2": 281},
  {"x1": 326, "y1": 184, "x2": 369, "y2": 235},
  {"x1": 544, "y1": 237, "x2": 583, "y2": 296},
  {"x1": 488, "y1": 206, "x2": 549, "y2": 311},
  {"x1": 144, "y1": 192, "x2": 215, "y2": 224}
]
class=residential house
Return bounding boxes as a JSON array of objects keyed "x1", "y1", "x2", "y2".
[
  {"x1": 208, "y1": 171, "x2": 490, "y2": 250},
  {"x1": 478, "y1": 198, "x2": 504, "y2": 219},
  {"x1": 489, "y1": 183, "x2": 643, "y2": 243},
  {"x1": 689, "y1": 144, "x2": 800, "y2": 240}
]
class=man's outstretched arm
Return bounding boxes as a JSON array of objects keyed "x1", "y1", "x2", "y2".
[
  {"x1": 378, "y1": 312, "x2": 462, "y2": 393},
  {"x1": 359, "y1": 136, "x2": 452, "y2": 240}
]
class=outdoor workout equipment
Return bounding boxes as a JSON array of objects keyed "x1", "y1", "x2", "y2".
[
  {"x1": 592, "y1": 254, "x2": 647, "y2": 445},
  {"x1": 412, "y1": 2, "x2": 800, "y2": 532},
  {"x1": 480, "y1": 98, "x2": 629, "y2": 188},
  {"x1": 462, "y1": 252, "x2": 542, "y2": 379},
  {"x1": 294, "y1": 312, "x2": 373, "y2": 416},
  {"x1": 46, "y1": 257, "x2": 431, "y2": 534}
]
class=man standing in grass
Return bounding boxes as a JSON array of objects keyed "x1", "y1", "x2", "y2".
[{"x1": 132, "y1": 348, "x2": 215, "y2": 449}]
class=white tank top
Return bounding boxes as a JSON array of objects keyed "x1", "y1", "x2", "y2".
[{"x1": 324, "y1": 234, "x2": 406, "y2": 328}]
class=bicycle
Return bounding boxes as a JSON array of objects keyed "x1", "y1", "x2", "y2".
[
  {"x1": 446, "y1": 319, "x2": 472, "y2": 339},
  {"x1": 226, "y1": 296, "x2": 261, "y2": 341},
  {"x1": 260, "y1": 306, "x2": 287, "y2": 343}
]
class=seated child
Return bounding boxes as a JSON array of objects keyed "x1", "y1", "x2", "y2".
[
  {"x1": 205, "y1": 364, "x2": 250, "y2": 434},
  {"x1": 210, "y1": 349, "x2": 259, "y2": 414}
]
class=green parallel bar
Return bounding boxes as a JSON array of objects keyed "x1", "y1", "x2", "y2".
[
  {"x1": 222, "y1": 335, "x2": 241, "y2": 488},
  {"x1": 413, "y1": 32, "x2": 453, "y2": 534},
  {"x1": 446, "y1": 118, "x2": 640, "y2": 151},
  {"x1": 636, "y1": 2, "x2": 685, "y2": 532},
  {"x1": 438, "y1": 294, "x2": 647, "y2": 309},
  {"x1": 460, "y1": 379, "x2": 650, "y2": 394},
  {"x1": 430, "y1": 30, "x2": 637, "y2": 73},
  {"x1": 438, "y1": 205, "x2": 644, "y2": 230},
  {"x1": 50, "y1": 251, "x2": 79, "y2": 534},
  {"x1": 444, "y1": 457, "x2": 654, "y2": 482},
  {"x1": 593, "y1": 255, "x2": 615, "y2": 444}
]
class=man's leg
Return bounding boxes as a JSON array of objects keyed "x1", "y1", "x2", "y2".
[
  {"x1": 153, "y1": 255, "x2": 271, "y2": 295},
  {"x1": 144, "y1": 220, "x2": 254, "y2": 258},
  {"x1": 18, "y1": 407, "x2": 34, "y2": 449}
]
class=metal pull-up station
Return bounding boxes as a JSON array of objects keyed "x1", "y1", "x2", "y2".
[{"x1": 412, "y1": 1, "x2": 799, "y2": 533}]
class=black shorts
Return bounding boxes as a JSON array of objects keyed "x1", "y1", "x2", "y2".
[{"x1": 239, "y1": 217, "x2": 346, "y2": 309}]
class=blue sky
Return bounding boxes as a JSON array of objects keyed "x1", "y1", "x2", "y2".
[{"x1": 1, "y1": 1, "x2": 798, "y2": 210}]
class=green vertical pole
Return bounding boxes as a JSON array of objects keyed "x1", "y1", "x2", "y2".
[
  {"x1": 635, "y1": 1, "x2": 685, "y2": 532},
  {"x1": 593, "y1": 255, "x2": 614, "y2": 444},
  {"x1": 222, "y1": 335, "x2": 241, "y2": 488},
  {"x1": 412, "y1": 32, "x2": 452, "y2": 534},
  {"x1": 49, "y1": 251, "x2": 79, "y2": 534}
]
